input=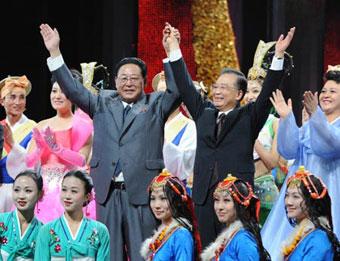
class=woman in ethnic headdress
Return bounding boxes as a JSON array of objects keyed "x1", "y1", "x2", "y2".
[
  {"x1": 0, "y1": 75, "x2": 36, "y2": 212},
  {"x1": 262, "y1": 66, "x2": 340, "y2": 259},
  {"x1": 280, "y1": 166, "x2": 339, "y2": 260},
  {"x1": 0, "y1": 170, "x2": 43, "y2": 260},
  {"x1": 201, "y1": 175, "x2": 270, "y2": 261},
  {"x1": 140, "y1": 169, "x2": 201, "y2": 260},
  {"x1": 244, "y1": 40, "x2": 294, "y2": 225}
]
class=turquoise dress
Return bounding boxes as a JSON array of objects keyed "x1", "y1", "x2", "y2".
[
  {"x1": 218, "y1": 229, "x2": 259, "y2": 261},
  {"x1": 0, "y1": 210, "x2": 42, "y2": 261},
  {"x1": 34, "y1": 215, "x2": 110, "y2": 261},
  {"x1": 152, "y1": 227, "x2": 193, "y2": 261},
  {"x1": 287, "y1": 229, "x2": 334, "y2": 261}
]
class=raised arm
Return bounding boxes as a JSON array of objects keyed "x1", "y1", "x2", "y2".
[
  {"x1": 39, "y1": 24, "x2": 97, "y2": 117},
  {"x1": 252, "y1": 27, "x2": 295, "y2": 134},
  {"x1": 164, "y1": 23, "x2": 206, "y2": 120}
]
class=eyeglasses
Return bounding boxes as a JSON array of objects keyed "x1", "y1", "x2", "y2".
[
  {"x1": 117, "y1": 75, "x2": 142, "y2": 85},
  {"x1": 211, "y1": 83, "x2": 238, "y2": 92}
]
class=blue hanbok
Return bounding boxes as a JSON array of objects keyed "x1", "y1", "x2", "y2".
[{"x1": 262, "y1": 107, "x2": 340, "y2": 260}]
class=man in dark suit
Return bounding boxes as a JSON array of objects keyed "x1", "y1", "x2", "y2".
[
  {"x1": 163, "y1": 24, "x2": 295, "y2": 247},
  {"x1": 40, "y1": 24, "x2": 181, "y2": 260}
]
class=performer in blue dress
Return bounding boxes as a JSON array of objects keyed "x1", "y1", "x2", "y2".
[
  {"x1": 262, "y1": 66, "x2": 340, "y2": 259},
  {"x1": 140, "y1": 169, "x2": 201, "y2": 261},
  {"x1": 0, "y1": 170, "x2": 43, "y2": 260},
  {"x1": 280, "y1": 167, "x2": 339, "y2": 260},
  {"x1": 35, "y1": 170, "x2": 110, "y2": 260},
  {"x1": 201, "y1": 175, "x2": 269, "y2": 261}
]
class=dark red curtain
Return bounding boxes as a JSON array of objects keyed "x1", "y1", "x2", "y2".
[{"x1": 137, "y1": 0, "x2": 196, "y2": 92}]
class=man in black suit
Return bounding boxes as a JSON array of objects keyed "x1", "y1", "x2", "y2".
[
  {"x1": 40, "y1": 23, "x2": 181, "y2": 260},
  {"x1": 163, "y1": 24, "x2": 295, "y2": 247}
]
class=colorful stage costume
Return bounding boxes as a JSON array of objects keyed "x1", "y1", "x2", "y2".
[
  {"x1": 0, "y1": 116, "x2": 36, "y2": 212},
  {"x1": 140, "y1": 218, "x2": 194, "y2": 261},
  {"x1": 201, "y1": 220, "x2": 259, "y2": 261},
  {"x1": 35, "y1": 215, "x2": 110, "y2": 260},
  {"x1": 262, "y1": 107, "x2": 340, "y2": 259},
  {"x1": 163, "y1": 112, "x2": 196, "y2": 181},
  {"x1": 0, "y1": 210, "x2": 42, "y2": 260},
  {"x1": 281, "y1": 219, "x2": 334, "y2": 260},
  {"x1": 7, "y1": 110, "x2": 95, "y2": 223}
]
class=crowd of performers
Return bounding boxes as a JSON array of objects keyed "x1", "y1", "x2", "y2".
[{"x1": 0, "y1": 22, "x2": 339, "y2": 260}]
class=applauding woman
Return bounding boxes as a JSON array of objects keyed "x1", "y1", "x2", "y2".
[
  {"x1": 201, "y1": 175, "x2": 269, "y2": 261},
  {"x1": 0, "y1": 170, "x2": 43, "y2": 260},
  {"x1": 281, "y1": 167, "x2": 339, "y2": 260},
  {"x1": 140, "y1": 169, "x2": 201, "y2": 260},
  {"x1": 35, "y1": 170, "x2": 110, "y2": 260},
  {"x1": 262, "y1": 67, "x2": 340, "y2": 259}
]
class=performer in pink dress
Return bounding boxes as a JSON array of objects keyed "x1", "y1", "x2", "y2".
[{"x1": 7, "y1": 71, "x2": 95, "y2": 223}]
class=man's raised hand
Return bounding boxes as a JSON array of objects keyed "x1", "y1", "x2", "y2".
[{"x1": 40, "y1": 23, "x2": 61, "y2": 57}]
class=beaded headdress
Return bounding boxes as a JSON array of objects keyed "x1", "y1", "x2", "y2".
[
  {"x1": 149, "y1": 169, "x2": 188, "y2": 202},
  {"x1": 287, "y1": 166, "x2": 327, "y2": 200},
  {"x1": 214, "y1": 174, "x2": 257, "y2": 207}
]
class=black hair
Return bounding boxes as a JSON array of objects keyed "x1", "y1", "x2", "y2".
[
  {"x1": 114, "y1": 57, "x2": 147, "y2": 84},
  {"x1": 149, "y1": 177, "x2": 201, "y2": 260},
  {"x1": 219, "y1": 68, "x2": 248, "y2": 103},
  {"x1": 14, "y1": 170, "x2": 43, "y2": 192},
  {"x1": 232, "y1": 180, "x2": 270, "y2": 261},
  {"x1": 286, "y1": 175, "x2": 340, "y2": 259},
  {"x1": 324, "y1": 70, "x2": 340, "y2": 84},
  {"x1": 51, "y1": 68, "x2": 83, "y2": 85},
  {"x1": 62, "y1": 170, "x2": 94, "y2": 206}
]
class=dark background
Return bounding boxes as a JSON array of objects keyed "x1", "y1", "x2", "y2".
[{"x1": 1, "y1": 0, "x2": 338, "y2": 124}]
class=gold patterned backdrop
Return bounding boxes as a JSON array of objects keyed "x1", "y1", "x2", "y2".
[{"x1": 192, "y1": 0, "x2": 239, "y2": 88}]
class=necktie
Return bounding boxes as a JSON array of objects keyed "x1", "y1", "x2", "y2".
[
  {"x1": 216, "y1": 113, "x2": 226, "y2": 139},
  {"x1": 123, "y1": 105, "x2": 131, "y2": 123}
]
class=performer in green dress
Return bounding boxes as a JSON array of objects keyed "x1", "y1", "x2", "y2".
[
  {"x1": 0, "y1": 170, "x2": 43, "y2": 260},
  {"x1": 35, "y1": 170, "x2": 110, "y2": 260}
]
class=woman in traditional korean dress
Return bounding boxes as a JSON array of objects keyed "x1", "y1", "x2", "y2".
[{"x1": 35, "y1": 170, "x2": 109, "y2": 260}]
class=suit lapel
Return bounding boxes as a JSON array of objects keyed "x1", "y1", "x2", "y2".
[
  {"x1": 109, "y1": 97, "x2": 124, "y2": 130},
  {"x1": 201, "y1": 109, "x2": 219, "y2": 146}
]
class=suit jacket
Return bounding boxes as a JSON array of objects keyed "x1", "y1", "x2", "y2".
[
  {"x1": 52, "y1": 62, "x2": 180, "y2": 205},
  {"x1": 170, "y1": 58, "x2": 284, "y2": 205}
]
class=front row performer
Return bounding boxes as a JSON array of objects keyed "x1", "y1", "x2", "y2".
[
  {"x1": 140, "y1": 169, "x2": 201, "y2": 260},
  {"x1": 0, "y1": 170, "x2": 43, "y2": 260},
  {"x1": 281, "y1": 167, "x2": 339, "y2": 260},
  {"x1": 35, "y1": 170, "x2": 110, "y2": 260},
  {"x1": 201, "y1": 175, "x2": 269, "y2": 261}
]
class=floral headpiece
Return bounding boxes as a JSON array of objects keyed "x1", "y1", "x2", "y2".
[
  {"x1": 214, "y1": 174, "x2": 257, "y2": 207},
  {"x1": 287, "y1": 166, "x2": 327, "y2": 200},
  {"x1": 149, "y1": 169, "x2": 188, "y2": 202}
]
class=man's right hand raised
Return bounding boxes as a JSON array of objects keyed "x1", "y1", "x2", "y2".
[
  {"x1": 40, "y1": 23, "x2": 61, "y2": 58},
  {"x1": 163, "y1": 22, "x2": 180, "y2": 56}
]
